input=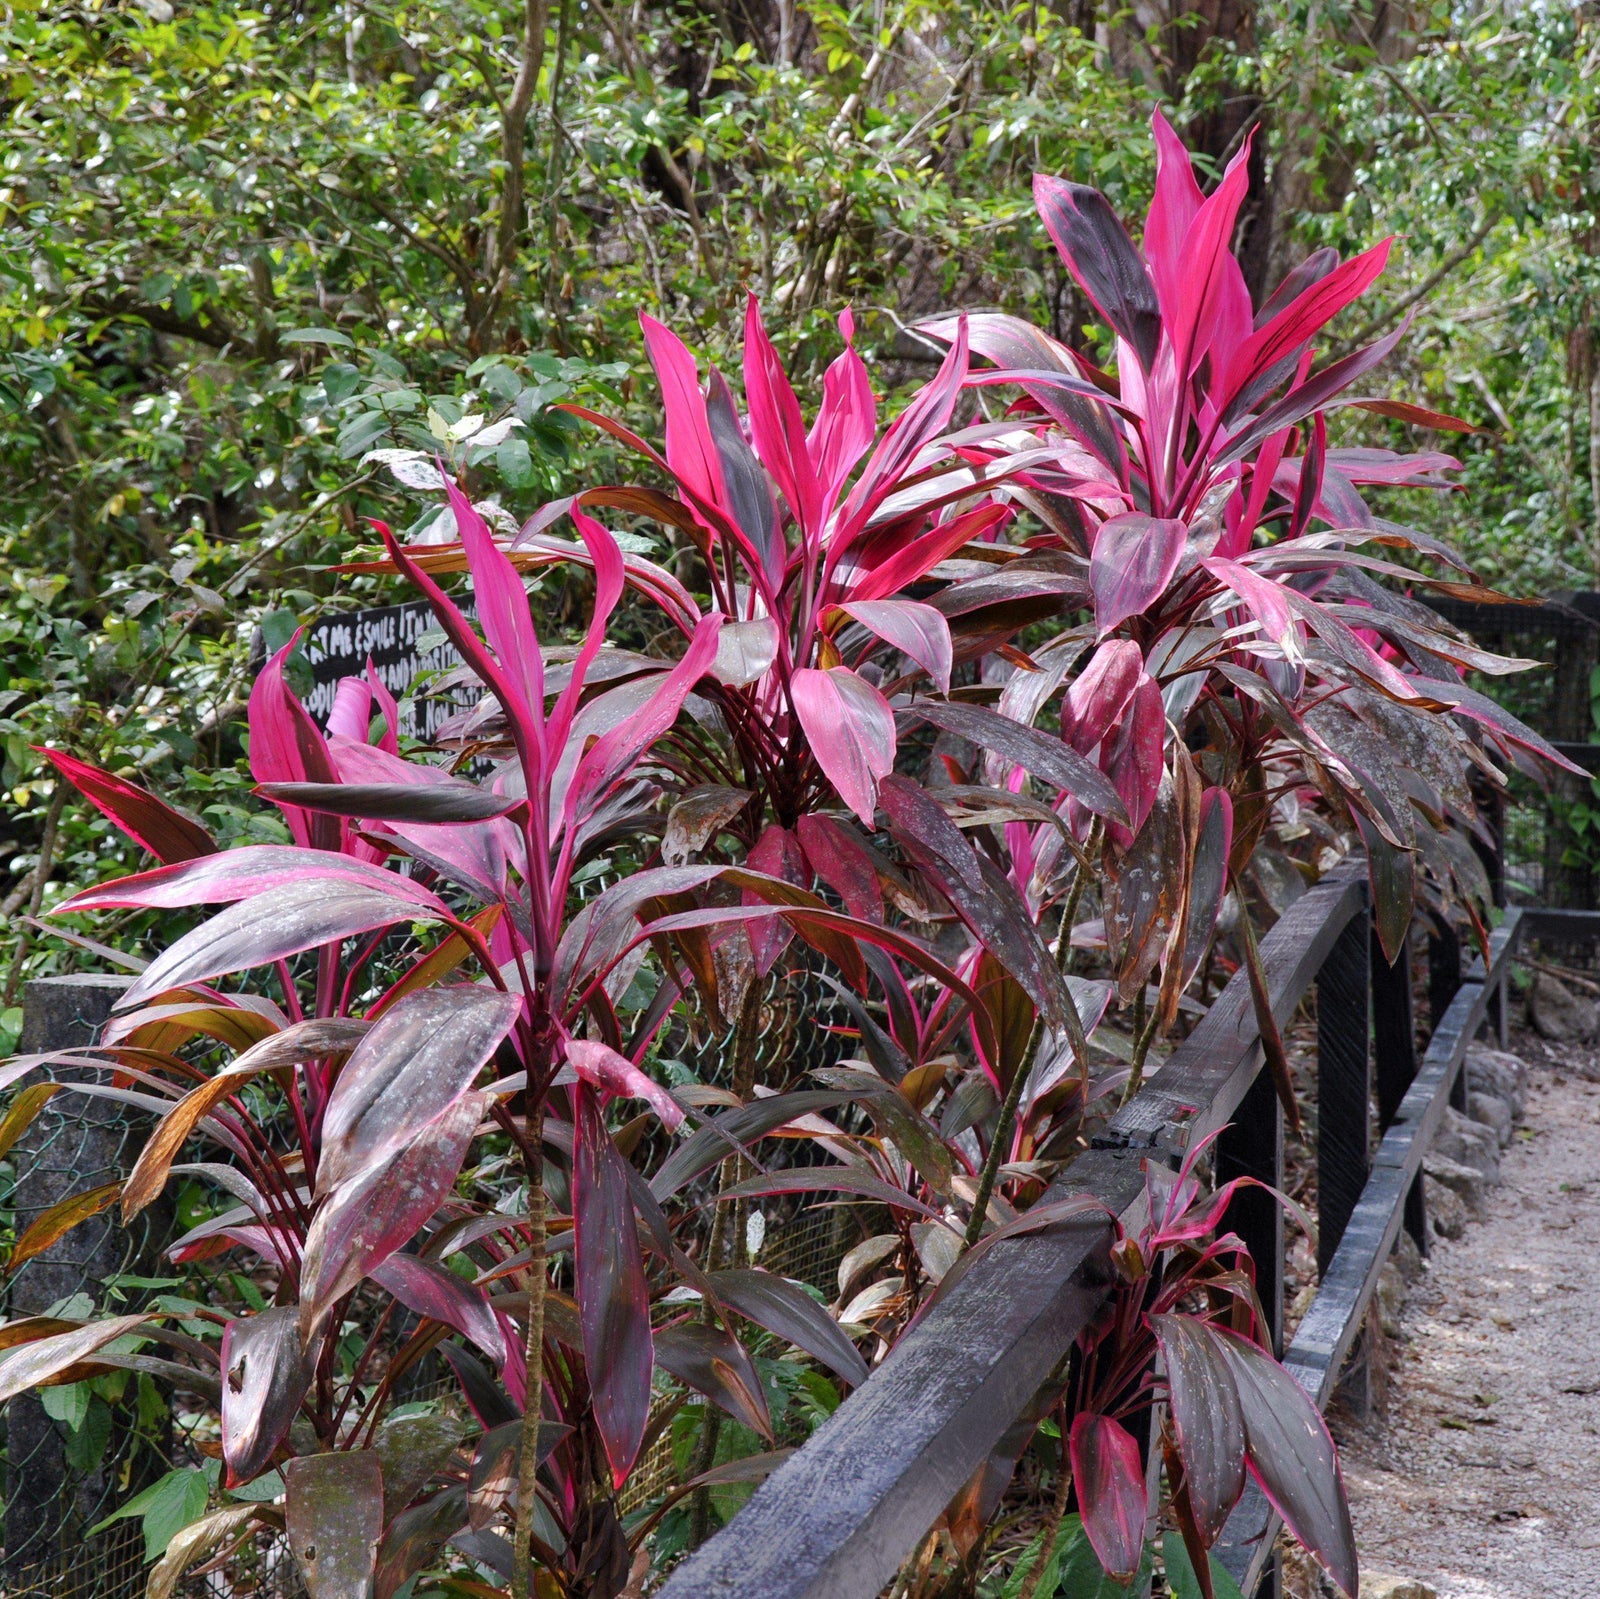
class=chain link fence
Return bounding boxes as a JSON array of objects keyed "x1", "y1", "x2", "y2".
[{"x1": 1, "y1": 947, "x2": 862, "y2": 1597}]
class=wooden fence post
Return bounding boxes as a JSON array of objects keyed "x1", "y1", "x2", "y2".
[
  {"x1": 1371, "y1": 932, "x2": 1426, "y2": 1254},
  {"x1": 1317, "y1": 913, "x2": 1371, "y2": 1415},
  {"x1": 1217, "y1": 1067, "x2": 1284, "y2": 1361}
]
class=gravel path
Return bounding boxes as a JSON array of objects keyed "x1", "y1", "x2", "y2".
[{"x1": 1340, "y1": 1044, "x2": 1600, "y2": 1598}]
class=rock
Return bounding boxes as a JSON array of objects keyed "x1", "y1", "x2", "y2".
[
  {"x1": 1466, "y1": 1045, "x2": 1528, "y2": 1120},
  {"x1": 1434, "y1": 1107, "x2": 1500, "y2": 1185},
  {"x1": 1468, "y1": 1089, "x2": 1513, "y2": 1147},
  {"x1": 1528, "y1": 971, "x2": 1597, "y2": 1042},
  {"x1": 1360, "y1": 1573, "x2": 1437, "y2": 1599},
  {"x1": 1393, "y1": 1226, "x2": 1423, "y2": 1282},
  {"x1": 1377, "y1": 1259, "x2": 1408, "y2": 1337},
  {"x1": 1424, "y1": 1174, "x2": 1468, "y2": 1239}
]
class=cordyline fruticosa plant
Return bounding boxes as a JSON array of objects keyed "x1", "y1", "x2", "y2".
[{"x1": 0, "y1": 108, "x2": 1576, "y2": 1599}]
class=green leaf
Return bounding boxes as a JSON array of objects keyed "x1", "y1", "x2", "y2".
[
  {"x1": 42, "y1": 1379, "x2": 90, "y2": 1431},
  {"x1": 64, "y1": 1395, "x2": 113, "y2": 1473},
  {"x1": 282, "y1": 327, "x2": 355, "y2": 347},
  {"x1": 91, "y1": 1467, "x2": 211, "y2": 1561},
  {"x1": 1161, "y1": 1532, "x2": 1249, "y2": 1599},
  {"x1": 1056, "y1": 1515, "x2": 1153, "y2": 1598}
]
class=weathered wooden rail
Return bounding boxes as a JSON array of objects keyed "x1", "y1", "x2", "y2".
[{"x1": 658, "y1": 868, "x2": 1533, "y2": 1599}]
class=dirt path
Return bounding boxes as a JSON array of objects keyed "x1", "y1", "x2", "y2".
[{"x1": 1340, "y1": 1043, "x2": 1600, "y2": 1598}]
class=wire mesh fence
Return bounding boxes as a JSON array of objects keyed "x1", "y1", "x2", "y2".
[{"x1": 0, "y1": 943, "x2": 863, "y2": 1597}]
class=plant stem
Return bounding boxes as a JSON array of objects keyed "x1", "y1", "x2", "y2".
[{"x1": 511, "y1": 1101, "x2": 548, "y2": 1599}]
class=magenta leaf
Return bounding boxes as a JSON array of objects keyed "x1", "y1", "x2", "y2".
[
  {"x1": 808, "y1": 307, "x2": 876, "y2": 511},
  {"x1": 221, "y1": 1306, "x2": 309, "y2": 1487},
  {"x1": 565, "y1": 1038, "x2": 684, "y2": 1129},
  {"x1": 39, "y1": 748, "x2": 216, "y2": 864},
  {"x1": 640, "y1": 312, "x2": 727, "y2": 514},
  {"x1": 791, "y1": 666, "x2": 896, "y2": 826},
  {"x1": 1069, "y1": 1410, "x2": 1148, "y2": 1581},
  {"x1": 1091, "y1": 513, "x2": 1187, "y2": 634},
  {"x1": 574, "y1": 1085, "x2": 653, "y2": 1485},
  {"x1": 837, "y1": 599, "x2": 953, "y2": 693},
  {"x1": 119, "y1": 878, "x2": 448, "y2": 1009},
  {"x1": 743, "y1": 294, "x2": 823, "y2": 538},
  {"x1": 1211, "y1": 1325, "x2": 1358, "y2": 1597},
  {"x1": 1151, "y1": 1313, "x2": 1246, "y2": 1545},
  {"x1": 317, "y1": 987, "x2": 521, "y2": 1196},
  {"x1": 299, "y1": 1093, "x2": 486, "y2": 1344}
]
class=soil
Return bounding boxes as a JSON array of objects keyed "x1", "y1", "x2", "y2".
[{"x1": 1336, "y1": 1030, "x2": 1600, "y2": 1598}]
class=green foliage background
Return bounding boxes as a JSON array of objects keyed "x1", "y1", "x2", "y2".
[{"x1": 2, "y1": 0, "x2": 1596, "y2": 1023}]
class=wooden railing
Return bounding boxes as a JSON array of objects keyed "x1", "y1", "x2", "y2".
[{"x1": 658, "y1": 868, "x2": 1534, "y2": 1599}]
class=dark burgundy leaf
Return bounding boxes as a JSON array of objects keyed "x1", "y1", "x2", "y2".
[
  {"x1": 905, "y1": 702, "x2": 1126, "y2": 822},
  {"x1": 1034, "y1": 177, "x2": 1160, "y2": 372},
  {"x1": 222, "y1": 1306, "x2": 309, "y2": 1487},
  {"x1": 708, "y1": 1267, "x2": 869, "y2": 1386},
  {"x1": 255, "y1": 781, "x2": 522, "y2": 824},
  {"x1": 654, "y1": 1321, "x2": 773, "y2": 1439},
  {"x1": 879, "y1": 775, "x2": 1084, "y2": 1056},
  {"x1": 285, "y1": 1450, "x2": 382, "y2": 1599},
  {"x1": 1069, "y1": 1411, "x2": 1148, "y2": 1581},
  {"x1": 317, "y1": 987, "x2": 520, "y2": 1196},
  {"x1": 1152, "y1": 1314, "x2": 1246, "y2": 1545},
  {"x1": 574, "y1": 1085, "x2": 653, "y2": 1485},
  {"x1": 1213, "y1": 1325, "x2": 1358, "y2": 1597}
]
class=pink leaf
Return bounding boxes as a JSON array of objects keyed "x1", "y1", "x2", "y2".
[
  {"x1": 640, "y1": 313, "x2": 726, "y2": 513},
  {"x1": 743, "y1": 294, "x2": 824, "y2": 538},
  {"x1": 1069, "y1": 1411, "x2": 1148, "y2": 1581},
  {"x1": 1090, "y1": 513, "x2": 1187, "y2": 634},
  {"x1": 1143, "y1": 108, "x2": 1204, "y2": 316},
  {"x1": 791, "y1": 667, "x2": 896, "y2": 826},
  {"x1": 836, "y1": 599, "x2": 953, "y2": 692},
  {"x1": 808, "y1": 308, "x2": 876, "y2": 514},
  {"x1": 565, "y1": 1038, "x2": 684, "y2": 1129},
  {"x1": 120, "y1": 877, "x2": 449, "y2": 1009},
  {"x1": 843, "y1": 501, "x2": 1013, "y2": 606},
  {"x1": 1060, "y1": 639, "x2": 1143, "y2": 755},
  {"x1": 55, "y1": 845, "x2": 446, "y2": 917},
  {"x1": 1102, "y1": 677, "x2": 1166, "y2": 847},
  {"x1": 1201, "y1": 556, "x2": 1298, "y2": 659}
]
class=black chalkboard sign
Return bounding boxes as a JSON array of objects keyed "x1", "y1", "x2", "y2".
[{"x1": 298, "y1": 600, "x2": 471, "y2": 743}]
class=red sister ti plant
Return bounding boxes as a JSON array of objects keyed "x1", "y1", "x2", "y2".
[{"x1": 2, "y1": 108, "x2": 1579, "y2": 1599}]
